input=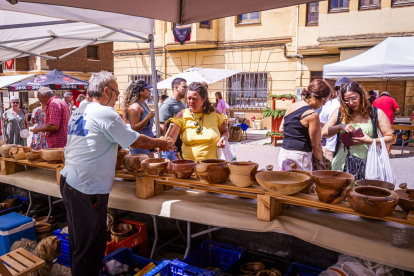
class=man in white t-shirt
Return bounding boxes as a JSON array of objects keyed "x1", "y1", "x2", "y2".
[
  {"x1": 319, "y1": 77, "x2": 350, "y2": 162},
  {"x1": 59, "y1": 71, "x2": 171, "y2": 276}
]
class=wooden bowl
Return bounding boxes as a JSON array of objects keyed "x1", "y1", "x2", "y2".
[
  {"x1": 39, "y1": 148, "x2": 65, "y2": 164},
  {"x1": 170, "y1": 159, "x2": 196, "y2": 179},
  {"x1": 240, "y1": 262, "x2": 266, "y2": 274},
  {"x1": 255, "y1": 171, "x2": 310, "y2": 195},
  {"x1": 311, "y1": 171, "x2": 354, "y2": 204},
  {"x1": 0, "y1": 144, "x2": 17, "y2": 157},
  {"x1": 195, "y1": 159, "x2": 229, "y2": 184},
  {"x1": 347, "y1": 186, "x2": 399, "y2": 218},
  {"x1": 228, "y1": 161, "x2": 259, "y2": 188},
  {"x1": 289, "y1": 169, "x2": 314, "y2": 194},
  {"x1": 394, "y1": 189, "x2": 414, "y2": 214},
  {"x1": 25, "y1": 151, "x2": 43, "y2": 162},
  {"x1": 354, "y1": 179, "x2": 395, "y2": 191},
  {"x1": 9, "y1": 146, "x2": 32, "y2": 160},
  {"x1": 110, "y1": 222, "x2": 133, "y2": 243},
  {"x1": 141, "y1": 158, "x2": 170, "y2": 176},
  {"x1": 123, "y1": 154, "x2": 149, "y2": 172},
  {"x1": 116, "y1": 149, "x2": 127, "y2": 170}
]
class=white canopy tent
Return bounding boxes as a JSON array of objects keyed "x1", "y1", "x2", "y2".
[{"x1": 323, "y1": 37, "x2": 414, "y2": 80}]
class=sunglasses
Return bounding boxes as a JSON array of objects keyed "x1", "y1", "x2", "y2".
[
  {"x1": 108, "y1": 86, "x2": 120, "y2": 96},
  {"x1": 12, "y1": 102, "x2": 19, "y2": 104}
]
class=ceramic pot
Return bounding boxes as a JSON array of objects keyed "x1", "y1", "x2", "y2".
[
  {"x1": 255, "y1": 171, "x2": 310, "y2": 195},
  {"x1": 170, "y1": 159, "x2": 196, "y2": 179},
  {"x1": 39, "y1": 148, "x2": 65, "y2": 164},
  {"x1": 354, "y1": 179, "x2": 395, "y2": 191},
  {"x1": 123, "y1": 154, "x2": 149, "y2": 172},
  {"x1": 25, "y1": 151, "x2": 43, "y2": 162},
  {"x1": 0, "y1": 144, "x2": 17, "y2": 157},
  {"x1": 228, "y1": 161, "x2": 259, "y2": 188},
  {"x1": 141, "y1": 158, "x2": 170, "y2": 176},
  {"x1": 394, "y1": 189, "x2": 414, "y2": 214},
  {"x1": 240, "y1": 262, "x2": 265, "y2": 274},
  {"x1": 195, "y1": 159, "x2": 229, "y2": 184},
  {"x1": 347, "y1": 186, "x2": 399, "y2": 218},
  {"x1": 9, "y1": 146, "x2": 32, "y2": 160},
  {"x1": 311, "y1": 170, "x2": 354, "y2": 204},
  {"x1": 116, "y1": 149, "x2": 127, "y2": 170},
  {"x1": 111, "y1": 222, "x2": 133, "y2": 243},
  {"x1": 289, "y1": 169, "x2": 314, "y2": 194}
]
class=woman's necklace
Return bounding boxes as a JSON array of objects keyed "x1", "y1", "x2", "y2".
[
  {"x1": 190, "y1": 110, "x2": 204, "y2": 134},
  {"x1": 350, "y1": 112, "x2": 359, "y2": 123}
]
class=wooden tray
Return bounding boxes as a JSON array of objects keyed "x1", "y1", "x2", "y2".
[{"x1": 0, "y1": 248, "x2": 45, "y2": 276}]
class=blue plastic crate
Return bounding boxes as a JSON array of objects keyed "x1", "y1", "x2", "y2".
[
  {"x1": 57, "y1": 255, "x2": 71, "y2": 267},
  {"x1": 53, "y1": 229, "x2": 69, "y2": 254},
  {"x1": 170, "y1": 260, "x2": 217, "y2": 276},
  {"x1": 182, "y1": 240, "x2": 243, "y2": 273},
  {"x1": 284, "y1": 262, "x2": 324, "y2": 276},
  {"x1": 100, "y1": 247, "x2": 170, "y2": 276},
  {"x1": 0, "y1": 196, "x2": 29, "y2": 216}
]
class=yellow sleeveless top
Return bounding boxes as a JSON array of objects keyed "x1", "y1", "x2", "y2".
[{"x1": 170, "y1": 109, "x2": 226, "y2": 161}]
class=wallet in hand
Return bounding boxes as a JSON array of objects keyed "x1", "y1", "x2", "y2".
[{"x1": 339, "y1": 128, "x2": 364, "y2": 147}]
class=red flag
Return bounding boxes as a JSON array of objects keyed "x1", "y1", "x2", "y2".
[{"x1": 5, "y1": 59, "x2": 14, "y2": 69}]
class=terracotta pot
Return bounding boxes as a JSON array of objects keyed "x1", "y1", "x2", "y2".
[
  {"x1": 195, "y1": 159, "x2": 229, "y2": 184},
  {"x1": 25, "y1": 151, "x2": 43, "y2": 162},
  {"x1": 0, "y1": 144, "x2": 17, "y2": 157},
  {"x1": 255, "y1": 171, "x2": 310, "y2": 195},
  {"x1": 9, "y1": 146, "x2": 32, "y2": 160},
  {"x1": 170, "y1": 159, "x2": 196, "y2": 179},
  {"x1": 347, "y1": 186, "x2": 399, "y2": 218},
  {"x1": 116, "y1": 149, "x2": 127, "y2": 170},
  {"x1": 0, "y1": 197, "x2": 19, "y2": 210},
  {"x1": 240, "y1": 262, "x2": 265, "y2": 274},
  {"x1": 111, "y1": 222, "x2": 133, "y2": 243},
  {"x1": 311, "y1": 170, "x2": 354, "y2": 204},
  {"x1": 289, "y1": 169, "x2": 314, "y2": 194},
  {"x1": 123, "y1": 154, "x2": 149, "y2": 172},
  {"x1": 39, "y1": 148, "x2": 65, "y2": 164},
  {"x1": 354, "y1": 179, "x2": 395, "y2": 191},
  {"x1": 394, "y1": 189, "x2": 414, "y2": 214},
  {"x1": 141, "y1": 158, "x2": 170, "y2": 176},
  {"x1": 228, "y1": 161, "x2": 259, "y2": 188}
]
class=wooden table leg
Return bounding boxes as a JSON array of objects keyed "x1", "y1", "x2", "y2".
[
  {"x1": 136, "y1": 177, "x2": 156, "y2": 199},
  {"x1": 56, "y1": 166, "x2": 63, "y2": 185},
  {"x1": 408, "y1": 210, "x2": 414, "y2": 222},
  {"x1": 257, "y1": 194, "x2": 283, "y2": 222},
  {"x1": 1, "y1": 159, "x2": 18, "y2": 175}
]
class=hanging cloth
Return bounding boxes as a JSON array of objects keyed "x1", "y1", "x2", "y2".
[{"x1": 173, "y1": 27, "x2": 191, "y2": 44}]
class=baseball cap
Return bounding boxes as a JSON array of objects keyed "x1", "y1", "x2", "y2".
[
  {"x1": 334, "y1": 77, "x2": 351, "y2": 88},
  {"x1": 140, "y1": 82, "x2": 153, "y2": 91}
]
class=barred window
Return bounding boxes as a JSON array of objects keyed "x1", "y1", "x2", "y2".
[
  {"x1": 128, "y1": 74, "x2": 162, "y2": 106},
  {"x1": 225, "y1": 72, "x2": 269, "y2": 109}
]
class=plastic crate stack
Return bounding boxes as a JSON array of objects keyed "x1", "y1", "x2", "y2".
[{"x1": 53, "y1": 229, "x2": 70, "y2": 267}]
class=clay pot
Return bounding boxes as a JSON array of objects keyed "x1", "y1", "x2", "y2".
[
  {"x1": 25, "y1": 151, "x2": 43, "y2": 162},
  {"x1": 311, "y1": 171, "x2": 354, "y2": 204},
  {"x1": 228, "y1": 161, "x2": 259, "y2": 188},
  {"x1": 111, "y1": 222, "x2": 133, "y2": 243},
  {"x1": 347, "y1": 186, "x2": 399, "y2": 218},
  {"x1": 355, "y1": 179, "x2": 395, "y2": 191},
  {"x1": 116, "y1": 149, "x2": 127, "y2": 170},
  {"x1": 170, "y1": 159, "x2": 196, "y2": 179},
  {"x1": 256, "y1": 171, "x2": 310, "y2": 195},
  {"x1": 289, "y1": 169, "x2": 314, "y2": 194},
  {"x1": 39, "y1": 148, "x2": 65, "y2": 164},
  {"x1": 9, "y1": 146, "x2": 32, "y2": 160},
  {"x1": 141, "y1": 158, "x2": 170, "y2": 176},
  {"x1": 394, "y1": 189, "x2": 414, "y2": 214},
  {"x1": 195, "y1": 159, "x2": 229, "y2": 184},
  {"x1": 240, "y1": 262, "x2": 265, "y2": 274},
  {"x1": 0, "y1": 197, "x2": 19, "y2": 210},
  {"x1": 123, "y1": 154, "x2": 149, "y2": 172},
  {"x1": 0, "y1": 144, "x2": 17, "y2": 157}
]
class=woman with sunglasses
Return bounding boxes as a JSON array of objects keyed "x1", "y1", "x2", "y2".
[
  {"x1": 3, "y1": 96, "x2": 29, "y2": 146},
  {"x1": 322, "y1": 81, "x2": 395, "y2": 174},
  {"x1": 123, "y1": 80, "x2": 156, "y2": 156},
  {"x1": 279, "y1": 79, "x2": 334, "y2": 171},
  {"x1": 166, "y1": 82, "x2": 229, "y2": 161}
]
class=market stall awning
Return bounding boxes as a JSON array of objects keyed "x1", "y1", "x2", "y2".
[
  {"x1": 2, "y1": 0, "x2": 316, "y2": 24},
  {"x1": 0, "y1": 74, "x2": 35, "y2": 89},
  {"x1": 323, "y1": 37, "x2": 414, "y2": 80},
  {"x1": 8, "y1": 69, "x2": 87, "y2": 91}
]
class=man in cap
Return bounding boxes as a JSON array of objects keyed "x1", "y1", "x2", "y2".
[{"x1": 319, "y1": 77, "x2": 351, "y2": 162}]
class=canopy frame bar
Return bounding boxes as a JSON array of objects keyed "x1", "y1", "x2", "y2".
[
  {"x1": 0, "y1": 20, "x2": 75, "y2": 30},
  {"x1": 0, "y1": 36, "x2": 53, "y2": 45},
  {"x1": 105, "y1": 26, "x2": 149, "y2": 43},
  {"x1": 0, "y1": 44, "x2": 58, "y2": 60}
]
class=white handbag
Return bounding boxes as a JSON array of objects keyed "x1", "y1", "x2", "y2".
[{"x1": 13, "y1": 111, "x2": 30, "y2": 139}]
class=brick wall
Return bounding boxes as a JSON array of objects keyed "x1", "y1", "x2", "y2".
[{"x1": 46, "y1": 42, "x2": 114, "y2": 72}]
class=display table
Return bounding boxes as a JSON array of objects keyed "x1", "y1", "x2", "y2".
[{"x1": 1, "y1": 168, "x2": 414, "y2": 272}]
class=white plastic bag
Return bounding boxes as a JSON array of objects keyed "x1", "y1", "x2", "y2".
[
  {"x1": 365, "y1": 139, "x2": 382, "y2": 181},
  {"x1": 217, "y1": 137, "x2": 236, "y2": 162},
  {"x1": 379, "y1": 138, "x2": 396, "y2": 184}
]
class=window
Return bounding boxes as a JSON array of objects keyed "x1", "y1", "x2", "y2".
[
  {"x1": 225, "y1": 72, "x2": 269, "y2": 109},
  {"x1": 329, "y1": 0, "x2": 349, "y2": 12},
  {"x1": 392, "y1": 0, "x2": 414, "y2": 6},
  {"x1": 236, "y1": 12, "x2": 260, "y2": 24},
  {"x1": 306, "y1": 2, "x2": 319, "y2": 26},
  {"x1": 15, "y1": 57, "x2": 29, "y2": 71},
  {"x1": 129, "y1": 74, "x2": 162, "y2": 106},
  {"x1": 199, "y1": 21, "x2": 211, "y2": 29},
  {"x1": 360, "y1": 0, "x2": 381, "y2": 9},
  {"x1": 87, "y1": 46, "x2": 99, "y2": 60}
]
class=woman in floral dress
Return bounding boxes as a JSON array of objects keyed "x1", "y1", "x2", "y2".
[{"x1": 30, "y1": 104, "x2": 47, "y2": 150}]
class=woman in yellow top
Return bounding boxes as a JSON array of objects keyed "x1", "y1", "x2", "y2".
[{"x1": 167, "y1": 82, "x2": 229, "y2": 161}]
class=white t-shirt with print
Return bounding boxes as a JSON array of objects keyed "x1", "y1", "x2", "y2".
[{"x1": 319, "y1": 98, "x2": 340, "y2": 152}]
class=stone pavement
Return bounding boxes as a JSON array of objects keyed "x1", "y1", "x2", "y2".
[{"x1": 230, "y1": 129, "x2": 414, "y2": 188}]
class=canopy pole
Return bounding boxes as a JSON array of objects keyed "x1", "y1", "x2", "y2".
[
  {"x1": 0, "y1": 92, "x2": 4, "y2": 142},
  {"x1": 149, "y1": 34, "x2": 160, "y2": 139}
]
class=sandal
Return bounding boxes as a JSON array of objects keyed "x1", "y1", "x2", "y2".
[{"x1": 389, "y1": 154, "x2": 395, "y2": 158}]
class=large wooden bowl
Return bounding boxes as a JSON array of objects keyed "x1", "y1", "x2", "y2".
[
  {"x1": 394, "y1": 189, "x2": 414, "y2": 214},
  {"x1": 25, "y1": 151, "x2": 44, "y2": 162},
  {"x1": 312, "y1": 170, "x2": 354, "y2": 204},
  {"x1": 355, "y1": 179, "x2": 395, "y2": 191},
  {"x1": 289, "y1": 169, "x2": 314, "y2": 194},
  {"x1": 9, "y1": 146, "x2": 32, "y2": 160},
  {"x1": 255, "y1": 171, "x2": 310, "y2": 195},
  {"x1": 228, "y1": 161, "x2": 259, "y2": 188},
  {"x1": 195, "y1": 159, "x2": 229, "y2": 184},
  {"x1": 141, "y1": 158, "x2": 170, "y2": 176},
  {"x1": 116, "y1": 149, "x2": 127, "y2": 170},
  {"x1": 0, "y1": 144, "x2": 17, "y2": 157},
  {"x1": 123, "y1": 154, "x2": 149, "y2": 172},
  {"x1": 39, "y1": 148, "x2": 65, "y2": 164},
  {"x1": 170, "y1": 159, "x2": 196, "y2": 179}
]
